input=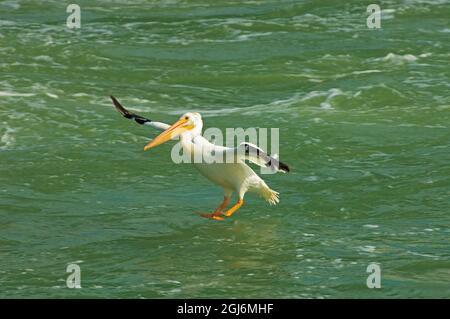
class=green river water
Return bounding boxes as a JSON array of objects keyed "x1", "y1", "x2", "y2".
[{"x1": 0, "y1": 0, "x2": 449, "y2": 298}]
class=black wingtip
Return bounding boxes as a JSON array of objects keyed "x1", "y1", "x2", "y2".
[
  {"x1": 279, "y1": 161, "x2": 290, "y2": 173},
  {"x1": 110, "y1": 95, "x2": 118, "y2": 105},
  {"x1": 110, "y1": 95, "x2": 131, "y2": 118}
]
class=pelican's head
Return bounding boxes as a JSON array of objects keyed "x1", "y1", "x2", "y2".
[{"x1": 144, "y1": 112, "x2": 202, "y2": 151}]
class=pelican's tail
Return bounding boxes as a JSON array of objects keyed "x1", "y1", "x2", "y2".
[{"x1": 260, "y1": 183, "x2": 280, "y2": 205}]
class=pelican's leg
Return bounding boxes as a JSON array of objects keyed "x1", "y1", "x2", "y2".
[
  {"x1": 214, "y1": 196, "x2": 231, "y2": 213},
  {"x1": 223, "y1": 198, "x2": 244, "y2": 217},
  {"x1": 201, "y1": 196, "x2": 231, "y2": 221}
]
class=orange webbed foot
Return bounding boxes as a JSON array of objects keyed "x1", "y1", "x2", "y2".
[{"x1": 199, "y1": 212, "x2": 225, "y2": 221}]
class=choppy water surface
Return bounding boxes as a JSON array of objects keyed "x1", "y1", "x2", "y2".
[{"x1": 1, "y1": 0, "x2": 449, "y2": 298}]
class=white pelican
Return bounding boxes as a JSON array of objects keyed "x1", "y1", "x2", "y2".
[{"x1": 111, "y1": 96, "x2": 290, "y2": 220}]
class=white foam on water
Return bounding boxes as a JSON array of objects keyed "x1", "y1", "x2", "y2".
[
  {"x1": 358, "y1": 245, "x2": 376, "y2": 253},
  {"x1": 0, "y1": 20, "x2": 16, "y2": 26},
  {"x1": 405, "y1": 0, "x2": 448, "y2": 4},
  {"x1": 123, "y1": 21, "x2": 158, "y2": 29},
  {"x1": 363, "y1": 224, "x2": 379, "y2": 229},
  {"x1": 130, "y1": 97, "x2": 152, "y2": 104},
  {"x1": 381, "y1": 9, "x2": 396, "y2": 20},
  {"x1": 320, "y1": 102, "x2": 333, "y2": 110},
  {"x1": 0, "y1": 126, "x2": 16, "y2": 150},
  {"x1": 231, "y1": 88, "x2": 349, "y2": 116},
  {"x1": 379, "y1": 53, "x2": 418, "y2": 63},
  {"x1": 72, "y1": 93, "x2": 90, "y2": 97},
  {"x1": 301, "y1": 88, "x2": 345, "y2": 102},
  {"x1": 196, "y1": 106, "x2": 246, "y2": 117},
  {"x1": 357, "y1": 83, "x2": 407, "y2": 99},
  {"x1": 292, "y1": 13, "x2": 324, "y2": 23},
  {"x1": 407, "y1": 251, "x2": 439, "y2": 259},
  {"x1": 0, "y1": 91, "x2": 35, "y2": 97},
  {"x1": 167, "y1": 37, "x2": 190, "y2": 45},
  {"x1": 236, "y1": 32, "x2": 274, "y2": 41},
  {"x1": 33, "y1": 55, "x2": 54, "y2": 63},
  {"x1": 46, "y1": 93, "x2": 59, "y2": 99},
  {"x1": 1, "y1": 1, "x2": 20, "y2": 10},
  {"x1": 352, "y1": 70, "x2": 382, "y2": 75},
  {"x1": 198, "y1": 17, "x2": 282, "y2": 28}
]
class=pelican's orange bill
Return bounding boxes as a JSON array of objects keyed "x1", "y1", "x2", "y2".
[{"x1": 144, "y1": 117, "x2": 190, "y2": 151}]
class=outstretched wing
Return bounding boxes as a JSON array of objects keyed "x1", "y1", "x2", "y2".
[
  {"x1": 238, "y1": 142, "x2": 290, "y2": 173},
  {"x1": 110, "y1": 96, "x2": 170, "y2": 131},
  {"x1": 209, "y1": 141, "x2": 290, "y2": 173}
]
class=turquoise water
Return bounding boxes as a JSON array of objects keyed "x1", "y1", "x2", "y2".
[{"x1": 1, "y1": 0, "x2": 449, "y2": 298}]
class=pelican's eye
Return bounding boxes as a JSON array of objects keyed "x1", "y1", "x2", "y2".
[{"x1": 184, "y1": 116, "x2": 189, "y2": 120}]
